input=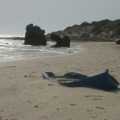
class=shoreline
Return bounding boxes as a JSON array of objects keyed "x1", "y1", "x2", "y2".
[
  {"x1": 0, "y1": 40, "x2": 82, "y2": 62},
  {"x1": 0, "y1": 42, "x2": 120, "y2": 120},
  {"x1": 0, "y1": 41, "x2": 85, "y2": 63},
  {"x1": 0, "y1": 41, "x2": 115, "y2": 63},
  {"x1": 0, "y1": 50, "x2": 80, "y2": 63}
]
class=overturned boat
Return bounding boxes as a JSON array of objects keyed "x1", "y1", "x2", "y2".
[{"x1": 59, "y1": 70, "x2": 119, "y2": 91}]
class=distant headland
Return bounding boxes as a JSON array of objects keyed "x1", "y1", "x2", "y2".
[
  {"x1": 1, "y1": 19, "x2": 120, "y2": 43},
  {"x1": 47, "y1": 19, "x2": 120, "y2": 42}
]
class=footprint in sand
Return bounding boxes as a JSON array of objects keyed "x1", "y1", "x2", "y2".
[
  {"x1": 85, "y1": 95, "x2": 103, "y2": 98},
  {"x1": 34, "y1": 105, "x2": 39, "y2": 108},
  {"x1": 95, "y1": 106, "x2": 105, "y2": 110},
  {"x1": 48, "y1": 84, "x2": 54, "y2": 86},
  {"x1": 56, "y1": 108, "x2": 60, "y2": 110},
  {"x1": 86, "y1": 109, "x2": 94, "y2": 112},
  {"x1": 24, "y1": 75, "x2": 35, "y2": 77},
  {"x1": 93, "y1": 98, "x2": 102, "y2": 100},
  {"x1": 70, "y1": 103, "x2": 77, "y2": 106},
  {"x1": 52, "y1": 95, "x2": 58, "y2": 99},
  {"x1": 85, "y1": 95, "x2": 103, "y2": 100},
  {"x1": 0, "y1": 116, "x2": 2, "y2": 120},
  {"x1": 0, "y1": 110, "x2": 4, "y2": 112}
]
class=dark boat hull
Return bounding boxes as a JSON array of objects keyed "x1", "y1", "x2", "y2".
[{"x1": 60, "y1": 70, "x2": 119, "y2": 91}]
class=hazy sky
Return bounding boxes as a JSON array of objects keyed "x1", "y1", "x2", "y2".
[{"x1": 0, "y1": 0, "x2": 120, "y2": 36}]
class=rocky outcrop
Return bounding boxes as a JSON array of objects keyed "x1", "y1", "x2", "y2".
[
  {"x1": 47, "y1": 19, "x2": 120, "y2": 42},
  {"x1": 62, "y1": 36, "x2": 71, "y2": 47},
  {"x1": 50, "y1": 34, "x2": 71, "y2": 47},
  {"x1": 50, "y1": 34, "x2": 62, "y2": 47},
  {"x1": 24, "y1": 24, "x2": 47, "y2": 46},
  {"x1": 116, "y1": 40, "x2": 120, "y2": 44}
]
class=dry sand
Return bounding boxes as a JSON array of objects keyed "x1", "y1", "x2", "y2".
[{"x1": 0, "y1": 42, "x2": 120, "y2": 120}]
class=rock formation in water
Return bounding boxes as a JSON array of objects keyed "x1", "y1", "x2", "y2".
[
  {"x1": 24, "y1": 24, "x2": 47, "y2": 46},
  {"x1": 50, "y1": 33, "x2": 71, "y2": 47},
  {"x1": 116, "y1": 40, "x2": 120, "y2": 44},
  {"x1": 62, "y1": 36, "x2": 71, "y2": 47}
]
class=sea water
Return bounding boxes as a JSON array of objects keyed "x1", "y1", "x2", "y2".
[{"x1": 0, "y1": 37, "x2": 80, "y2": 61}]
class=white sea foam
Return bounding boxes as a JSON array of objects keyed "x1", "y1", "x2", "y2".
[
  {"x1": 0, "y1": 35, "x2": 24, "y2": 38},
  {"x1": 0, "y1": 39, "x2": 81, "y2": 61}
]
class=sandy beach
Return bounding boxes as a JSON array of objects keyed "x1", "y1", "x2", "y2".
[{"x1": 0, "y1": 42, "x2": 120, "y2": 120}]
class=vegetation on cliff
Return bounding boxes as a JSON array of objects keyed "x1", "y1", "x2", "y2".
[{"x1": 47, "y1": 19, "x2": 120, "y2": 42}]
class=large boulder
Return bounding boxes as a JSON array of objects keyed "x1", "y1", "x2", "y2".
[
  {"x1": 50, "y1": 33, "x2": 62, "y2": 47},
  {"x1": 116, "y1": 40, "x2": 120, "y2": 44},
  {"x1": 24, "y1": 24, "x2": 47, "y2": 46},
  {"x1": 62, "y1": 36, "x2": 71, "y2": 47},
  {"x1": 50, "y1": 33, "x2": 70, "y2": 47}
]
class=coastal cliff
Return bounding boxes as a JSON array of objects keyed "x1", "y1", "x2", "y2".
[{"x1": 47, "y1": 19, "x2": 120, "y2": 42}]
